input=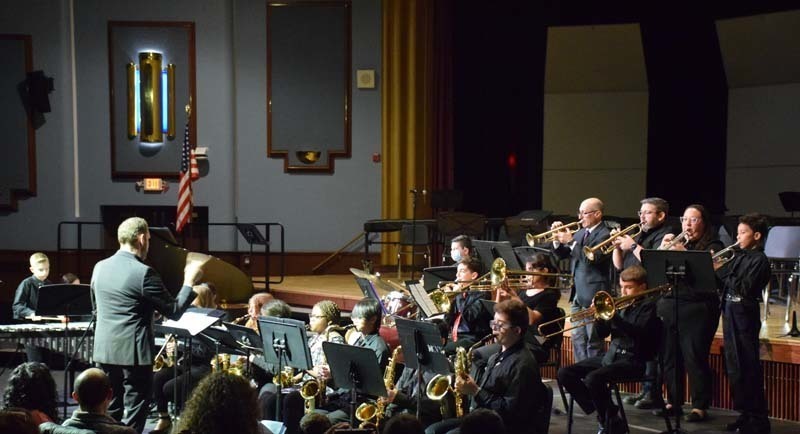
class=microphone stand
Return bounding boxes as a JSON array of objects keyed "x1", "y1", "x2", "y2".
[{"x1": 409, "y1": 189, "x2": 424, "y2": 280}]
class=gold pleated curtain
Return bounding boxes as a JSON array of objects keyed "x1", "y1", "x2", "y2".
[{"x1": 381, "y1": 0, "x2": 435, "y2": 266}]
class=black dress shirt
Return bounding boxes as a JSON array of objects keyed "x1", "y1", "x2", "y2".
[
  {"x1": 12, "y1": 275, "x2": 51, "y2": 319},
  {"x1": 596, "y1": 299, "x2": 659, "y2": 365},
  {"x1": 619, "y1": 223, "x2": 673, "y2": 270},
  {"x1": 471, "y1": 341, "x2": 546, "y2": 433},
  {"x1": 716, "y1": 248, "x2": 770, "y2": 302}
]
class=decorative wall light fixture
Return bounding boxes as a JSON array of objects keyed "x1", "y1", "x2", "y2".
[{"x1": 126, "y1": 52, "x2": 176, "y2": 143}]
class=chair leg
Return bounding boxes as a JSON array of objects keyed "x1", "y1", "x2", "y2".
[
  {"x1": 611, "y1": 384, "x2": 629, "y2": 434},
  {"x1": 558, "y1": 380, "x2": 570, "y2": 416},
  {"x1": 567, "y1": 396, "x2": 575, "y2": 434},
  {"x1": 397, "y1": 252, "x2": 402, "y2": 279}
]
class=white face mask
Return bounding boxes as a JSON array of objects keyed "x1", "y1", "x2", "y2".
[{"x1": 451, "y1": 250, "x2": 462, "y2": 263}]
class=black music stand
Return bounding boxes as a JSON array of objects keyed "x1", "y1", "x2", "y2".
[
  {"x1": 35, "y1": 284, "x2": 92, "y2": 419},
  {"x1": 422, "y1": 266, "x2": 457, "y2": 293},
  {"x1": 641, "y1": 250, "x2": 716, "y2": 434},
  {"x1": 395, "y1": 318, "x2": 451, "y2": 420},
  {"x1": 223, "y1": 321, "x2": 265, "y2": 376},
  {"x1": 157, "y1": 308, "x2": 223, "y2": 415},
  {"x1": 258, "y1": 316, "x2": 312, "y2": 421},
  {"x1": 323, "y1": 342, "x2": 387, "y2": 427}
]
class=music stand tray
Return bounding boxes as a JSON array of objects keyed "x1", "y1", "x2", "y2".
[
  {"x1": 237, "y1": 224, "x2": 269, "y2": 245},
  {"x1": 394, "y1": 318, "x2": 450, "y2": 375},
  {"x1": 422, "y1": 266, "x2": 457, "y2": 293},
  {"x1": 224, "y1": 321, "x2": 265, "y2": 354},
  {"x1": 640, "y1": 250, "x2": 716, "y2": 294},
  {"x1": 257, "y1": 316, "x2": 312, "y2": 371},
  {"x1": 323, "y1": 341, "x2": 387, "y2": 427}
]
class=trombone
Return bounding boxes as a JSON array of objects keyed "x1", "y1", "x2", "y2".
[
  {"x1": 712, "y1": 241, "x2": 740, "y2": 267},
  {"x1": 467, "y1": 258, "x2": 574, "y2": 290},
  {"x1": 537, "y1": 283, "x2": 672, "y2": 339},
  {"x1": 526, "y1": 221, "x2": 582, "y2": 245},
  {"x1": 583, "y1": 223, "x2": 643, "y2": 262}
]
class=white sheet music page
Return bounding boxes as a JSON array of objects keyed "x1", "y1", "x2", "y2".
[{"x1": 162, "y1": 310, "x2": 219, "y2": 336}]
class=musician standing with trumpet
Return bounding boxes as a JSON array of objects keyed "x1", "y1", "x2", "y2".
[
  {"x1": 611, "y1": 197, "x2": 671, "y2": 409},
  {"x1": 716, "y1": 213, "x2": 771, "y2": 434},
  {"x1": 552, "y1": 197, "x2": 612, "y2": 362},
  {"x1": 656, "y1": 204, "x2": 723, "y2": 422},
  {"x1": 91, "y1": 217, "x2": 202, "y2": 433},
  {"x1": 558, "y1": 265, "x2": 661, "y2": 434}
]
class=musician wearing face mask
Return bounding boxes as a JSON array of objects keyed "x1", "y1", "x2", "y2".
[
  {"x1": 715, "y1": 214, "x2": 771, "y2": 434},
  {"x1": 656, "y1": 204, "x2": 723, "y2": 423},
  {"x1": 449, "y1": 235, "x2": 474, "y2": 264}
]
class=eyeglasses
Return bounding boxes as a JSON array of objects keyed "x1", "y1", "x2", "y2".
[
  {"x1": 310, "y1": 314, "x2": 325, "y2": 319},
  {"x1": 637, "y1": 210, "x2": 657, "y2": 217},
  {"x1": 679, "y1": 216, "x2": 700, "y2": 224},
  {"x1": 489, "y1": 320, "x2": 513, "y2": 331},
  {"x1": 577, "y1": 209, "x2": 599, "y2": 217}
]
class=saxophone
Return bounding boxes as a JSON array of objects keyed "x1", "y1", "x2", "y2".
[{"x1": 453, "y1": 346, "x2": 468, "y2": 417}]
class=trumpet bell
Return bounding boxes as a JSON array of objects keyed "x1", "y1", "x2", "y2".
[{"x1": 426, "y1": 374, "x2": 451, "y2": 400}]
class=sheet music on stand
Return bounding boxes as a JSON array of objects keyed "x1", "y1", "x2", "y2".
[
  {"x1": 407, "y1": 282, "x2": 439, "y2": 318},
  {"x1": 162, "y1": 309, "x2": 222, "y2": 336}
]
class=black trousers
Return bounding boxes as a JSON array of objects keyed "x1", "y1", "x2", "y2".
[
  {"x1": 152, "y1": 364, "x2": 210, "y2": 412},
  {"x1": 722, "y1": 300, "x2": 768, "y2": 419},
  {"x1": 658, "y1": 298, "x2": 720, "y2": 410},
  {"x1": 558, "y1": 356, "x2": 645, "y2": 421},
  {"x1": 100, "y1": 363, "x2": 153, "y2": 434}
]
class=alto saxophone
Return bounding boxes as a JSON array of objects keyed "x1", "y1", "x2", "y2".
[{"x1": 453, "y1": 346, "x2": 468, "y2": 417}]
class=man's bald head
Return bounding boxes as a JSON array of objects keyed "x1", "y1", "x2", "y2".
[
  {"x1": 579, "y1": 197, "x2": 605, "y2": 227},
  {"x1": 73, "y1": 368, "x2": 112, "y2": 411}
]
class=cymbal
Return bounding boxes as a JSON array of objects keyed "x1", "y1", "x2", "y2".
[{"x1": 349, "y1": 268, "x2": 404, "y2": 294}]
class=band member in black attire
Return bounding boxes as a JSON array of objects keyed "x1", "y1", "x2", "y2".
[
  {"x1": 494, "y1": 253, "x2": 561, "y2": 363},
  {"x1": 426, "y1": 299, "x2": 548, "y2": 434},
  {"x1": 716, "y1": 213, "x2": 771, "y2": 434},
  {"x1": 552, "y1": 197, "x2": 612, "y2": 362},
  {"x1": 558, "y1": 265, "x2": 660, "y2": 434},
  {"x1": 657, "y1": 204, "x2": 723, "y2": 422},
  {"x1": 612, "y1": 197, "x2": 671, "y2": 409},
  {"x1": 12, "y1": 253, "x2": 54, "y2": 364},
  {"x1": 443, "y1": 258, "x2": 492, "y2": 354}
]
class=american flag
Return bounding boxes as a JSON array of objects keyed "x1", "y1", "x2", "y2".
[{"x1": 176, "y1": 120, "x2": 199, "y2": 233}]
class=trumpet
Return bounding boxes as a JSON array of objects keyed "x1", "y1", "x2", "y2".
[
  {"x1": 232, "y1": 313, "x2": 251, "y2": 325},
  {"x1": 526, "y1": 221, "x2": 582, "y2": 245},
  {"x1": 583, "y1": 223, "x2": 643, "y2": 261},
  {"x1": 660, "y1": 230, "x2": 691, "y2": 250},
  {"x1": 537, "y1": 283, "x2": 672, "y2": 338},
  {"x1": 712, "y1": 241, "x2": 740, "y2": 267}
]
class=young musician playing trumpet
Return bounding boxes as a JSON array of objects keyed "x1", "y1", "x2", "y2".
[
  {"x1": 716, "y1": 213, "x2": 771, "y2": 434},
  {"x1": 558, "y1": 265, "x2": 660, "y2": 434}
]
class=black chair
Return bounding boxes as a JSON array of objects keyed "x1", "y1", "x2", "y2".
[
  {"x1": 539, "y1": 308, "x2": 568, "y2": 413},
  {"x1": 535, "y1": 382, "x2": 554, "y2": 434},
  {"x1": 396, "y1": 224, "x2": 431, "y2": 278}
]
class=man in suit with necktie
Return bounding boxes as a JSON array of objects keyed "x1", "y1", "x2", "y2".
[
  {"x1": 91, "y1": 217, "x2": 202, "y2": 433},
  {"x1": 552, "y1": 197, "x2": 612, "y2": 361}
]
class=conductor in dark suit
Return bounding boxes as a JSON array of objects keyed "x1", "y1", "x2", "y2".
[
  {"x1": 552, "y1": 197, "x2": 612, "y2": 361},
  {"x1": 91, "y1": 217, "x2": 202, "y2": 433}
]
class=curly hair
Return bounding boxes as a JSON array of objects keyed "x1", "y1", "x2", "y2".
[
  {"x1": 176, "y1": 372, "x2": 261, "y2": 434},
  {"x1": 2, "y1": 362, "x2": 59, "y2": 422},
  {"x1": 313, "y1": 300, "x2": 341, "y2": 325}
]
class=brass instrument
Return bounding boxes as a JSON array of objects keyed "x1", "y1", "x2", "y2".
[
  {"x1": 232, "y1": 313, "x2": 251, "y2": 325},
  {"x1": 712, "y1": 241, "x2": 740, "y2": 267},
  {"x1": 583, "y1": 223, "x2": 643, "y2": 261},
  {"x1": 272, "y1": 366, "x2": 296, "y2": 387},
  {"x1": 468, "y1": 258, "x2": 573, "y2": 290},
  {"x1": 153, "y1": 334, "x2": 176, "y2": 372},
  {"x1": 299, "y1": 377, "x2": 322, "y2": 413},
  {"x1": 526, "y1": 221, "x2": 582, "y2": 245},
  {"x1": 210, "y1": 353, "x2": 245, "y2": 376},
  {"x1": 537, "y1": 283, "x2": 672, "y2": 339},
  {"x1": 426, "y1": 269, "x2": 495, "y2": 314},
  {"x1": 356, "y1": 345, "x2": 401, "y2": 429},
  {"x1": 660, "y1": 230, "x2": 691, "y2": 250}
]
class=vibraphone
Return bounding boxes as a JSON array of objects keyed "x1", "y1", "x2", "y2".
[{"x1": 0, "y1": 321, "x2": 94, "y2": 362}]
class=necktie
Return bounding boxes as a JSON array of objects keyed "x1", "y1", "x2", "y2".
[{"x1": 582, "y1": 229, "x2": 590, "y2": 245}]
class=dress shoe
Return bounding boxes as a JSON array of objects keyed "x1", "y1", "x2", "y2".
[
  {"x1": 725, "y1": 414, "x2": 749, "y2": 431},
  {"x1": 605, "y1": 414, "x2": 627, "y2": 434},
  {"x1": 634, "y1": 396, "x2": 656, "y2": 409},
  {"x1": 623, "y1": 390, "x2": 647, "y2": 405},
  {"x1": 685, "y1": 410, "x2": 708, "y2": 422}
]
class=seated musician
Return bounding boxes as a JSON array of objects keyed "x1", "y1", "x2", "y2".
[
  {"x1": 443, "y1": 258, "x2": 492, "y2": 355},
  {"x1": 383, "y1": 319, "x2": 454, "y2": 427},
  {"x1": 557, "y1": 265, "x2": 660, "y2": 434},
  {"x1": 715, "y1": 213, "x2": 770, "y2": 434},
  {"x1": 449, "y1": 235, "x2": 475, "y2": 264},
  {"x1": 151, "y1": 282, "x2": 222, "y2": 433},
  {"x1": 427, "y1": 299, "x2": 548, "y2": 434},
  {"x1": 244, "y1": 292, "x2": 276, "y2": 331},
  {"x1": 494, "y1": 253, "x2": 562, "y2": 363}
]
